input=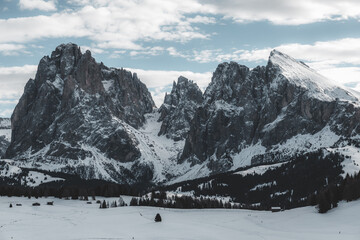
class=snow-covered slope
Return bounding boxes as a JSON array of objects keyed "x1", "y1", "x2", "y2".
[
  {"x1": 0, "y1": 196, "x2": 359, "y2": 240},
  {"x1": 0, "y1": 160, "x2": 65, "y2": 187},
  {"x1": 269, "y1": 50, "x2": 358, "y2": 102},
  {"x1": 0, "y1": 118, "x2": 11, "y2": 158},
  {"x1": 179, "y1": 49, "x2": 360, "y2": 179},
  {"x1": 6, "y1": 45, "x2": 360, "y2": 185}
]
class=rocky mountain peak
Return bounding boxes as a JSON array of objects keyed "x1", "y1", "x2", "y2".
[
  {"x1": 158, "y1": 76, "x2": 203, "y2": 141},
  {"x1": 5, "y1": 45, "x2": 360, "y2": 185},
  {"x1": 267, "y1": 49, "x2": 357, "y2": 102},
  {"x1": 181, "y1": 50, "x2": 360, "y2": 174},
  {"x1": 204, "y1": 62, "x2": 249, "y2": 104},
  {"x1": 6, "y1": 43, "x2": 156, "y2": 183}
]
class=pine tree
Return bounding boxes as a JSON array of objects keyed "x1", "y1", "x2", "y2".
[
  {"x1": 101, "y1": 200, "x2": 107, "y2": 209},
  {"x1": 130, "y1": 197, "x2": 138, "y2": 206},
  {"x1": 318, "y1": 191, "x2": 331, "y2": 213},
  {"x1": 154, "y1": 213, "x2": 162, "y2": 222},
  {"x1": 308, "y1": 193, "x2": 317, "y2": 206}
]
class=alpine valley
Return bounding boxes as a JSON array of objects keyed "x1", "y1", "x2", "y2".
[{"x1": 1, "y1": 43, "x2": 360, "y2": 206}]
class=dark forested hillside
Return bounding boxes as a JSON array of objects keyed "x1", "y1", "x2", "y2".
[{"x1": 162, "y1": 150, "x2": 345, "y2": 210}]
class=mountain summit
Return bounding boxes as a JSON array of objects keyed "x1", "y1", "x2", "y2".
[
  {"x1": 4, "y1": 45, "x2": 360, "y2": 184},
  {"x1": 180, "y1": 49, "x2": 360, "y2": 173},
  {"x1": 5, "y1": 43, "x2": 156, "y2": 183}
]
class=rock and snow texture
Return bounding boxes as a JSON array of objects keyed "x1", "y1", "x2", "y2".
[
  {"x1": 0, "y1": 160, "x2": 64, "y2": 187},
  {"x1": 22, "y1": 171, "x2": 64, "y2": 187},
  {"x1": 158, "y1": 76, "x2": 202, "y2": 141},
  {"x1": 0, "y1": 118, "x2": 11, "y2": 158},
  {"x1": 180, "y1": 50, "x2": 360, "y2": 175},
  {"x1": 5, "y1": 43, "x2": 156, "y2": 184},
  {"x1": 0, "y1": 196, "x2": 359, "y2": 240},
  {"x1": 6, "y1": 45, "x2": 360, "y2": 185}
]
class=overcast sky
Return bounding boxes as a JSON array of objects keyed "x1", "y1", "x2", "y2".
[{"x1": 1, "y1": 0, "x2": 360, "y2": 117}]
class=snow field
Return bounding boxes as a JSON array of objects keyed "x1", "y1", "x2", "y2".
[{"x1": 0, "y1": 197, "x2": 359, "y2": 240}]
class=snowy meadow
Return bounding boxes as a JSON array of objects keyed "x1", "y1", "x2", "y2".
[{"x1": 0, "y1": 196, "x2": 359, "y2": 240}]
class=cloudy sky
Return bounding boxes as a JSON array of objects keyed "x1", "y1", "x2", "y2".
[{"x1": 1, "y1": 0, "x2": 360, "y2": 117}]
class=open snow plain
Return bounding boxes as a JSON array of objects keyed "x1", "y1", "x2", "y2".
[{"x1": 0, "y1": 197, "x2": 359, "y2": 240}]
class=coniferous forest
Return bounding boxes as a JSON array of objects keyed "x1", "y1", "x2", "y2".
[{"x1": 1, "y1": 149, "x2": 360, "y2": 213}]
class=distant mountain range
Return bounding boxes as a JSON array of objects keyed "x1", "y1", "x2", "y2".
[{"x1": 1, "y1": 43, "x2": 360, "y2": 187}]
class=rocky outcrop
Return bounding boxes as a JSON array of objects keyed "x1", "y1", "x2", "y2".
[
  {"x1": 0, "y1": 118, "x2": 10, "y2": 158},
  {"x1": 158, "y1": 76, "x2": 203, "y2": 141},
  {"x1": 6, "y1": 45, "x2": 360, "y2": 184},
  {"x1": 6, "y1": 43, "x2": 155, "y2": 183},
  {"x1": 180, "y1": 50, "x2": 360, "y2": 172}
]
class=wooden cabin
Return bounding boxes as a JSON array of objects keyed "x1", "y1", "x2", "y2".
[{"x1": 271, "y1": 207, "x2": 281, "y2": 212}]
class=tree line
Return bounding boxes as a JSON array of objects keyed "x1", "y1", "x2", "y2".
[{"x1": 311, "y1": 171, "x2": 360, "y2": 213}]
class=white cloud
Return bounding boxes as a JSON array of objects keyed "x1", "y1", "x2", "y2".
[
  {"x1": 19, "y1": 0, "x2": 57, "y2": 11},
  {"x1": 129, "y1": 47, "x2": 164, "y2": 57},
  {"x1": 0, "y1": 43, "x2": 28, "y2": 56},
  {"x1": 80, "y1": 45, "x2": 105, "y2": 55},
  {"x1": 0, "y1": 100, "x2": 18, "y2": 104},
  {"x1": 167, "y1": 47, "x2": 189, "y2": 58},
  {"x1": 186, "y1": 15, "x2": 216, "y2": 24},
  {"x1": 1, "y1": 0, "x2": 212, "y2": 51},
  {"x1": 0, "y1": 109, "x2": 14, "y2": 118},
  {"x1": 0, "y1": 65, "x2": 37, "y2": 99},
  {"x1": 201, "y1": 0, "x2": 360, "y2": 25},
  {"x1": 108, "y1": 50, "x2": 127, "y2": 59},
  {"x1": 163, "y1": 38, "x2": 360, "y2": 95},
  {"x1": 167, "y1": 38, "x2": 360, "y2": 68}
]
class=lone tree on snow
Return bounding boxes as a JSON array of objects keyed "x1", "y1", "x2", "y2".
[{"x1": 154, "y1": 213, "x2": 162, "y2": 222}]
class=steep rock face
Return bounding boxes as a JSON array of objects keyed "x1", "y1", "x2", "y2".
[
  {"x1": 181, "y1": 50, "x2": 360, "y2": 172},
  {"x1": 6, "y1": 43, "x2": 155, "y2": 183},
  {"x1": 158, "y1": 76, "x2": 203, "y2": 140},
  {"x1": 0, "y1": 118, "x2": 11, "y2": 158}
]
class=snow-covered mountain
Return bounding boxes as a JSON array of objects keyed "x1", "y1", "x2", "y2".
[
  {"x1": 5, "y1": 43, "x2": 157, "y2": 184},
  {"x1": 180, "y1": 50, "x2": 360, "y2": 175},
  {"x1": 158, "y1": 76, "x2": 202, "y2": 141},
  {"x1": 3, "y1": 44, "x2": 360, "y2": 185},
  {"x1": 0, "y1": 118, "x2": 11, "y2": 158}
]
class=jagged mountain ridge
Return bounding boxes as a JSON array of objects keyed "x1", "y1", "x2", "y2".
[
  {"x1": 180, "y1": 50, "x2": 360, "y2": 174},
  {"x1": 158, "y1": 76, "x2": 202, "y2": 141},
  {"x1": 5, "y1": 43, "x2": 160, "y2": 184},
  {"x1": 3, "y1": 44, "x2": 360, "y2": 185}
]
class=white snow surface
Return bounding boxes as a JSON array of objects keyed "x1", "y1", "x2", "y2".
[
  {"x1": 10, "y1": 112, "x2": 185, "y2": 184},
  {"x1": 122, "y1": 111, "x2": 185, "y2": 183},
  {"x1": 230, "y1": 126, "x2": 341, "y2": 172},
  {"x1": 270, "y1": 50, "x2": 358, "y2": 102},
  {"x1": 328, "y1": 145, "x2": 360, "y2": 177},
  {"x1": 0, "y1": 196, "x2": 359, "y2": 240},
  {"x1": 0, "y1": 118, "x2": 10, "y2": 128},
  {"x1": 0, "y1": 128, "x2": 11, "y2": 141},
  {"x1": 0, "y1": 161, "x2": 21, "y2": 177},
  {"x1": 102, "y1": 79, "x2": 114, "y2": 92},
  {"x1": 23, "y1": 171, "x2": 64, "y2": 187},
  {"x1": 234, "y1": 162, "x2": 286, "y2": 176},
  {"x1": 0, "y1": 160, "x2": 65, "y2": 187}
]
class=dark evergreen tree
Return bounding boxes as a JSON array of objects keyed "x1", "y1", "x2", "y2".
[
  {"x1": 154, "y1": 213, "x2": 162, "y2": 222},
  {"x1": 101, "y1": 200, "x2": 107, "y2": 209},
  {"x1": 318, "y1": 191, "x2": 331, "y2": 213},
  {"x1": 130, "y1": 197, "x2": 138, "y2": 206}
]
